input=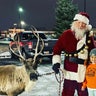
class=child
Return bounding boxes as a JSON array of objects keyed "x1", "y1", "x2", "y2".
[{"x1": 81, "y1": 48, "x2": 96, "y2": 96}]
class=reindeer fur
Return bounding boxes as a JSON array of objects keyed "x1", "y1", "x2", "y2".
[{"x1": 0, "y1": 65, "x2": 36, "y2": 96}]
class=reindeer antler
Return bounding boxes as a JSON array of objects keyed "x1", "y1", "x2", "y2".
[
  {"x1": 9, "y1": 33, "x2": 26, "y2": 61},
  {"x1": 9, "y1": 25, "x2": 44, "y2": 69},
  {"x1": 30, "y1": 25, "x2": 44, "y2": 66}
]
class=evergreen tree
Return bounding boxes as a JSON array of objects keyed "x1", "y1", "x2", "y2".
[{"x1": 54, "y1": 0, "x2": 79, "y2": 38}]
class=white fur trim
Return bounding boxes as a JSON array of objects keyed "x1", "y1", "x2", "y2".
[
  {"x1": 63, "y1": 64, "x2": 86, "y2": 82},
  {"x1": 74, "y1": 14, "x2": 89, "y2": 24},
  {"x1": 52, "y1": 55, "x2": 61, "y2": 64},
  {"x1": 77, "y1": 35, "x2": 88, "y2": 59},
  {"x1": 87, "y1": 24, "x2": 92, "y2": 31}
]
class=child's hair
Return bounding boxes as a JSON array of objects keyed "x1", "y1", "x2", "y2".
[
  {"x1": 89, "y1": 48, "x2": 96, "y2": 56},
  {"x1": 84, "y1": 48, "x2": 96, "y2": 67}
]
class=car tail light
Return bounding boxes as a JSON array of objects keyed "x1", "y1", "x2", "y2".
[
  {"x1": 28, "y1": 42, "x2": 32, "y2": 49},
  {"x1": 9, "y1": 42, "x2": 13, "y2": 46},
  {"x1": 19, "y1": 42, "x2": 23, "y2": 46}
]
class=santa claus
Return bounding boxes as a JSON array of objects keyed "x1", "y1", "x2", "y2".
[{"x1": 52, "y1": 12, "x2": 95, "y2": 96}]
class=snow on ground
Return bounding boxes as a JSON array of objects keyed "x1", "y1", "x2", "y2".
[{"x1": 19, "y1": 63, "x2": 60, "y2": 96}]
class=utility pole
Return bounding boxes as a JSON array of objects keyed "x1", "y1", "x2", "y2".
[
  {"x1": 18, "y1": 7, "x2": 23, "y2": 28},
  {"x1": 84, "y1": 0, "x2": 86, "y2": 12}
]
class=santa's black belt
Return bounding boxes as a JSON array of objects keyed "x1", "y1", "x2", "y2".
[{"x1": 69, "y1": 57, "x2": 85, "y2": 64}]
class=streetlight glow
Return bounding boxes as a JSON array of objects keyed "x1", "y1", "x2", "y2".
[
  {"x1": 18, "y1": 7, "x2": 23, "y2": 13},
  {"x1": 20, "y1": 21, "x2": 25, "y2": 25},
  {"x1": 20, "y1": 21, "x2": 26, "y2": 28}
]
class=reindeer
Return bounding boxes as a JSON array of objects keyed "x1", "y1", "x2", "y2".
[{"x1": 0, "y1": 26, "x2": 44, "y2": 96}]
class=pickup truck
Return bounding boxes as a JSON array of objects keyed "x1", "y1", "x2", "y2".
[{"x1": 9, "y1": 31, "x2": 57, "y2": 60}]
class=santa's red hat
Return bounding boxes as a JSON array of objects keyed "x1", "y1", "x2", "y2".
[{"x1": 73, "y1": 12, "x2": 92, "y2": 30}]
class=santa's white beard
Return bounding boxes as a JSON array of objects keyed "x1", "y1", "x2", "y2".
[{"x1": 71, "y1": 26, "x2": 87, "y2": 40}]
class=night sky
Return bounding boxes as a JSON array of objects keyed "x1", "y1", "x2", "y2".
[
  {"x1": 0, "y1": 0, "x2": 96, "y2": 30},
  {"x1": 0, "y1": 0, "x2": 57, "y2": 30}
]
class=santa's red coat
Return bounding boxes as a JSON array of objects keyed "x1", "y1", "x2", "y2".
[{"x1": 52, "y1": 29, "x2": 95, "y2": 82}]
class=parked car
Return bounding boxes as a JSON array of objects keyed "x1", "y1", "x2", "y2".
[
  {"x1": 0, "y1": 37, "x2": 13, "y2": 45},
  {"x1": 9, "y1": 31, "x2": 57, "y2": 59},
  {"x1": 0, "y1": 37, "x2": 13, "y2": 59}
]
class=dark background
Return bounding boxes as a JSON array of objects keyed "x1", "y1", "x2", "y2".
[{"x1": 0, "y1": 0, "x2": 96, "y2": 30}]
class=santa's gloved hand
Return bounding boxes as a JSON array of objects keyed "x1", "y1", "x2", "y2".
[{"x1": 52, "y1": 63, "x2": 60, "y2": 74}]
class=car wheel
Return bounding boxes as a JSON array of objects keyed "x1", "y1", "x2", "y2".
[{"x1": 49, "y1": 56, "x2": 52, "y2": 60}]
